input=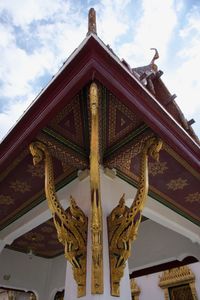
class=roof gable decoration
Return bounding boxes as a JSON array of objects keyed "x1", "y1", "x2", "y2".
[{"x1": 0, "y1": 7, "x2": 200, "y2": 260}]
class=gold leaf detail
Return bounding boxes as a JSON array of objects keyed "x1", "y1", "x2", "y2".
[
  {"x1": 159, "y1": 266, "x2": 195, "y2": 288},
  {"x1": 130, "y1": 278, "x2": 140, "y2": 296},
  {"x1": 185, "y1": 192, "x2": 200, "y2": 203},
  {"x1": 10, "y1": 180, "x2": 31, "y2": 193},
  {"x1": 149, "y1": 161, "x2": 168, "y2": 176},
  {"x1": 27, "y1": 164, "x2": 44, "y2": 178},
  {"x1": 167, "y1": 178, "x2": 188, "y2": 191},
  {"x1": 0, "y1": 195, "x2": 14, "y2": 205}
]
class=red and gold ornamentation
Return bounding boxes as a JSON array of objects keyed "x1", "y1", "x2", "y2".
[
  {"x1": 185, "y1": 192, "x2": 200, "y2": 203},
  {"x1": 10, "y1": 180, "x2": 31, "y2": 193},
  {"x1": 27, "y1": 164, "x2": 44, "y2": 178},
  {"x1": 167, "y1": 178, "x2": 188, "y2": 191},
  {"x1": 0, "y1": 195, "x2": 14, "y2": 205},
  {"x1": 148, "y1": 161, "x2": 168, "y2": 176}
]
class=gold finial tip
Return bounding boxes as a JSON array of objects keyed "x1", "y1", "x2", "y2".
[
  {"x1": 150, "y1": 48, "x2": 159, "y2": 71},
  {"x1": 87, "y1": 7, "x2": 97, "y2": 36}
]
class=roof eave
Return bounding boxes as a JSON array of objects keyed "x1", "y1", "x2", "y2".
[{"x1": 0, "y1": 34, "x2": 199, "y2": 173}]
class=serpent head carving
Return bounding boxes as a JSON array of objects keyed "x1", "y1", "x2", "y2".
[
  {"x1": 29, "y1": 141, "x2": 45, "y2": 166},
  {"x1": 146, "y1": 137, "x2": 163, "y2": 161}
]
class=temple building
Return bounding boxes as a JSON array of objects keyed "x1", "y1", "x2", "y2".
[{"x1": 0, "y1": 8, "x2": 199, "y2": 300}]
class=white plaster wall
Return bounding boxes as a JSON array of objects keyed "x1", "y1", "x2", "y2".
[
  {"x1": 136, "y1": 272, "x2": 164, "y2": 300},
  {"x1": 134, "y1": 262, "x2": 200, "y2": 300},
  {"x1": 129, "y1": 220, "x2": 200, "y2": 271},
  {"x1": 46, "y1": 255, "x2": 66, "y2": 300},
  {"x1": 0, "y1": 248, "x2": 50, "y2": 299}
]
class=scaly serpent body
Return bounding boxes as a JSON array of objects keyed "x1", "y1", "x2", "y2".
[
  {"x1": 108, "y1": 137, "x2": 163, "y2": 296},
  {"x1": 29, "y1": 141, "x2": 87, "y2": 297}
]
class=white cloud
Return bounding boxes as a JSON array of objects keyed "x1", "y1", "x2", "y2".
[
  {"x1": 163, "y1": 5, "x2": 200, "y2": 135},
  {"x1": 0, "y1": 0, "x2": 70, "y2": 27},
  {"x1": 0, "y1": 0, "x2": 199, "y2": 140},
  {"x1": 0, "y1": 95, "x2": 35, "y2": 142},
  {"x1": 0, "y1": 0, "x2": 86, "y2": 140},
  {"x1": 92, "y1": 0, "x2": 131, "y2": 46},
  {"x1": 117, "y1": 0, "x2": 177, "y2": 66}
]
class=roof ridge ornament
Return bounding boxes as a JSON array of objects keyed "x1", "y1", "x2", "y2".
[
  {"x1": 150, "y1": 48, "x2": 159, "y2": 71},
  {"x1": 87, "y1": 8, "x2": 97, "y2": 36}
]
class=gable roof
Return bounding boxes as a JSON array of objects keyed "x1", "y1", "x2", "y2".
[{"x1": 0, "y1": 32, "x2": 200, "y2": 236}]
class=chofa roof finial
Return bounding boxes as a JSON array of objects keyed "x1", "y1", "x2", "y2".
[
  {"x1": 150, "y1": 48, "x2": 159, "y2": 71},
  {"x1": 87, "y1": 8, "x2": 97, "y2": 36}
]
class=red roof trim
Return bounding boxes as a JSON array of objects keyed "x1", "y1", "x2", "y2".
[{"x1": 0, "y1": 35, "x2": 199, "y2": 173}]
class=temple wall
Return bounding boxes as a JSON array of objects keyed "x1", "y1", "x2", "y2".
[
  {"x1": 0, "y1": 248, "x2": 200, "y2": 299},
  {"x1": 0, "y1": 248, "x2": 50, "y2": 299},
  {"x1": 45, "y1": 255, "x2": 65, "y2": 300},
  {"x1": 0, "y1": 248, "x2": 68, "y2": 300},
  {"x1": 134, "y1": 262, "x2": 200, "y2": 300},
  {"x1": 129, "y1": 219, "x2": 200, "y2": 271}
]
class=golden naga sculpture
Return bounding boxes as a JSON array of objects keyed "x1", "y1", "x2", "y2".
[
  {"x1": 107, "y1": 137, "x2": 163, "y2": 296},
  {"x1": 29, "y1": 141, "x2": 87, "y2": 298},
  {"x1": 89, "y1": 82, "x2": 104, "y2": 294}
]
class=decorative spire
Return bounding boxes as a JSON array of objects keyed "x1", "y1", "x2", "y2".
[
  {"x1": 87, "y1": 8, "x2": 97, "y2": 36},
  {"x1": 150, "y1": 48, "x2": 159, "y2": 71}
]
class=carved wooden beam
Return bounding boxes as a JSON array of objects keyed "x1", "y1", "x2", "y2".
[{"x1": 89, "y1": 82, "x2": 104, "y2": 294}]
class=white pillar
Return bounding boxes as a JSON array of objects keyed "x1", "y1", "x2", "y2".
[{"x1": 64, "y1": 170, "x2": 132, "y2": 300}]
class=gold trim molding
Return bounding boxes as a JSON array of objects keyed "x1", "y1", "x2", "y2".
[{"x1": 159, "y1": 266, "x2": 198, "y2": 300}]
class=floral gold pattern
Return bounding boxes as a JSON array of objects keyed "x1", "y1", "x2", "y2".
[
  {"x1": 27, "y1": 164, "x2": 44, "y2": 178},
  {"x1": 149, "y1": 161, "x2": 168, "y2": 176},
  {"x1": 0, "y1": 195, "x2": 14, "y2": 205},
  {"x1": 185, "y1": 192, "x2": 200, "y2": 203},
  {"x1": 167, "y1": 178, "x2": 188, "y2": 191},
  {"x1": 10, "y1": 180, "x2": 31, "y2": 193}
]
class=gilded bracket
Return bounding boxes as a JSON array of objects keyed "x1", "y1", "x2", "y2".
[
  {"x1": 107, "y1": 137, "x2": 163, "y2": 296},
  {"x1": 89, "y1": 82, "x2": 104, "y2": 294},
  {"x1": 130, "y1": 278, "x2": 141, "y2": 300},
  {"x1": 29, "y1": 141, "x2": 87, "y2": 297}
]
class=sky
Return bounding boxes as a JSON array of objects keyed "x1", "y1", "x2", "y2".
[{"x1": 0, "y1": 0, "x2": 200, "y2": 141}]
